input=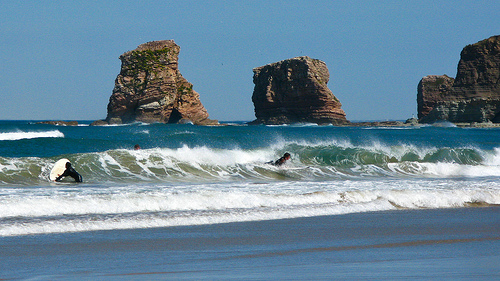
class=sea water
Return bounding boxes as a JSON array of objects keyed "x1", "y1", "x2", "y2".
[{"x1": 1, "y1": 120, "x2": 499, "y2": 237}]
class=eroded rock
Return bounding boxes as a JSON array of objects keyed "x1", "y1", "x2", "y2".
[
  {"x1": 105, "y1": 40, "x2": 216, "y2": 125},
  {"x1": 418, "y1": 35, "x2": 500, "y2": 123},
  {"x1": 251, "y1": 56, "x2": 347, "y2": 125}
]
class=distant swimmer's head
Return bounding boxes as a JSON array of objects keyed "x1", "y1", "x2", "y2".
[
  {"x1": 65, "y1": 162, "x2": 72, "y2": 168},
  {"x1": 134, "y1": 144, "x2": 141, "y2": 150}
]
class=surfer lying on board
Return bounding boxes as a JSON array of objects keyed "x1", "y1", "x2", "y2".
[
  {"x1": 268, "y1": 152, "x2": 291, "y2": 166},
  {"x1": 55, "y1": 162, "x2": 83, "y2": 182}
]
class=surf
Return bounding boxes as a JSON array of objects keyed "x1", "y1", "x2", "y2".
[
  {"x1": 1, "y1": 122, "x2": 500, "y2": 237},
  {"x1": 0, "y1": 142, "x2": 499, "y2": 186},
  {"x1": 1, "y1": 178, "x2": 499, "y2": 236},
  {"x1": 0, "y1": 130, "x2": 64, "y2": 141}
]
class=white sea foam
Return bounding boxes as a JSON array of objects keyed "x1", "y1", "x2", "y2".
[
  {"x1": 135, "y1": 129, "x2": 150, "y2": 135},
  {"x1": 126, "y1": 146, "x2": 274, "y2": 176},
  {"x1": 1, "y1": 179, "x2": 499, "y2": 236},
  {"x1": 0, "y1": 200, "x2": 393, "y2": 236},
  {"x1": 484, "y1": 147, "x2": 500, "y2": 166},
  {"x1": 0, "y1": 130, "x2": 64, "y2": 141},
  {"x1": 416, "y1": 162, "x2": 500, "y2": 178}
]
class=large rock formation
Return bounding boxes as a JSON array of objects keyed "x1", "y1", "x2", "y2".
[
  {"x1": 251, "y1": 56, "x2": 347, "y2": 125},
  {"x1": 418, "y1": 35, "x2": 500, "y2": 123},
  {"x1": 417, "y1": 75, "x2": 455, "y2": 118},
  {"x1": 104, "y1": 40, "x2": 216, "y2": 125}
]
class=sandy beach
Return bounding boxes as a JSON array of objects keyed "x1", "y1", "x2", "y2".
[{"x1": 2, "y1": 206, "x2": 499, "y2": 280}]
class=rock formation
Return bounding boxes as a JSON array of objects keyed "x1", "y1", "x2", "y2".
[
  {"x1": 103, "y1": 40, "x2": 216, "y2": 125},
  {"x1": 36, "y1": 121, "x2": 79, "y2": 126},
  {"x1": 417, "y1": 75, "x2": 455, "y2": 119},
  {"x1": 418, "y1": 35, "x2": 500, "y2": 123},
  {"x1": 251, "y1": 56, "x2": 347, "y2": 125}
]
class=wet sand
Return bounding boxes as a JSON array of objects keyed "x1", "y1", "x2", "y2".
[{"x1": 1, "y1": 206, "x2": 499, "y2": 280}]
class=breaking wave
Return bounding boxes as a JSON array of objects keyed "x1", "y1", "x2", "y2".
[
  {"x1": 1, "y1": 141, "x2": 499, "y2": 186},
  {"x1": 1, "y1": 178, "x2": 499, "y2": 236},
  {"x1": 0, "y1": 130, "x2": 64, "y2": 141}
]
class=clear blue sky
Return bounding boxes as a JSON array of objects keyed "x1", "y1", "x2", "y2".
[{"x1": 1, "y1": 0, "x2": 498, "y2": 122}]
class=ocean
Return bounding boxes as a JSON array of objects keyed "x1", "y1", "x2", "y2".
[{"x1": 1, "y1": 120, "x2": 499, "y2": 279}]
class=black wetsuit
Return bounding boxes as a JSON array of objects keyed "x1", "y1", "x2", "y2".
[
  {"x1": 267, "y1": 156, "x2": 288, "y2": 166},
  {"x1": 55, "y1": 167, "x2": 83, "y2": 182},
  {"x1": 273, "y1": 157, "x2": 288, "y2": 166}
]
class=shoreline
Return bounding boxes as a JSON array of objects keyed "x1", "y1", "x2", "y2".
[
  {"x1": 2, "y1": 206, "x2": 499, "y2": 279},
  {"x1": 27, "y1": 119, "x2": 500, "y2": 128},
  {"x1": 347, "y1": 120, "x2": 500, "y2": 128}
]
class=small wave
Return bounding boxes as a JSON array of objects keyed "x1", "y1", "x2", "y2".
[
  {"x1": 1, "y1": 179, "x2": 499, "y2": 236},
  {"x1": 0, "y1": 130, "x2": 64, "y2": 141},
  {"x1": 290, "y1": 122, "x2": 320, "y2": 127},
  {"x1": 97, "y1": 121, "x2": 149, "y2": 127},
  {"x1": 431, "y1": 121, "x2": 457, "y2": 128},
  {"x1": 134, "y1": 130, "x2": 150, "y2": 135}
]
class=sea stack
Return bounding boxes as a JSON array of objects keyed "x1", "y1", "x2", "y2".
[
  {"x1": 418, "y1": 35, "x2": 500, "y2": 123},
  {"x1": 250, "y1": 56, "x2": 347, "y2": 125},
  {"x1": 103, "y1": 40, "x2": 216, "y2": 125}
]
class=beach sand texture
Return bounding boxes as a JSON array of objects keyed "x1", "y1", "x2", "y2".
[{"x1": 1, "y1": 206, "x2": 499, "y2": 280}]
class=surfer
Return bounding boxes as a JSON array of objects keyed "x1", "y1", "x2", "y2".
[
  {"x1": 55, "y1": 162, "x2": 83, "y2": 182},
  {"x1": 270, "y1": 152, "x2": 291, "y2": 166},
  {"x1": 134, "y1": 144, "x2": 141, "y2": 150}
]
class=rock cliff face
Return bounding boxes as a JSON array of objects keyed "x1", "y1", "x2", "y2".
[
  {"x1": 105, "y1": 40, "x2": 216, "y2": 125},
  {"x1": 251, "y1": 56, "x2": 347, "y2": 125},
  {"x1": 417, "y1": 75, "x2": 455, "y2": 119},
  {"x1": 418, "y1": 35, "x2": 500, "y2": 123}
]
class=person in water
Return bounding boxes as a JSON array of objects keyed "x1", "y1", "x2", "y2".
[
  {"x1": 55, "y1": 162, "x2": 83, "y2": 182},
  {"x1": 134, "y1": 144, "x2": 141, "y2": 150},
  {"x1": 272, "y1": 152, "x2": 291, "y2": 166}
]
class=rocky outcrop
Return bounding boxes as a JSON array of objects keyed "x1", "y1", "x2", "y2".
[
  {"x1": 250, "y1": 56, "x2": 347, "y2": 125},
  {"x1": 418, "y1": 35, "x2": 500, "y2": 123},
  {"x1": 417, "y1": 75, "x2": 455, "y2": 119},
  {"x1": 104, "y1": 40, "x2": 216, "y2": 125}
]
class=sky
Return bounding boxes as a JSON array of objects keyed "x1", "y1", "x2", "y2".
[{"x1": 0, "y1": 0, "x2": 499, "y2": 122}]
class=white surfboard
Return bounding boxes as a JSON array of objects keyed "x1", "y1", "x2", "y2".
[{"x1": 49, "y1": 158, "x2": 70, "y2": 181}]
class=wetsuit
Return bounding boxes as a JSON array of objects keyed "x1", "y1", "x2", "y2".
[
  {"x1": 273, "y1": 157, "x2": 288, "y2": 166},
  {"x1": 55, "y1": 166, "x2": 83, "y2": 182}
]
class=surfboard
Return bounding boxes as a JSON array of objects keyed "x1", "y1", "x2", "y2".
[
  {"x1": 280, "y1": 166, "x2": 311, "y2": 170},
  {"x1": 49, "y1": 158, "x2": 70, "y2": 181}
]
